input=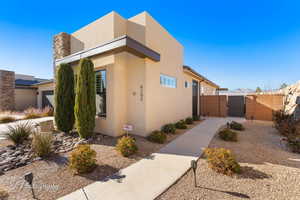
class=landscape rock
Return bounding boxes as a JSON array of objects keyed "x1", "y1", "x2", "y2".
[{"x1": 0, "y1": 131, "x2": 102, "y2": 174}]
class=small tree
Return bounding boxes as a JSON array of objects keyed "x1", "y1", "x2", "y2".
[
  {"x1": 55, "y1": 63, "x2": 75, "y2": 133},
  {"x1": 255, "y1": 87, "x2": 262, "y2": 93},
  {"x1": 74, "y1": 58, "x2": 96, "y2": 138}
]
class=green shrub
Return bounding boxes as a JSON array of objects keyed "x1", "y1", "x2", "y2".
[
  {"x1": 175, "y1": 120, "x2": 187, "y2": 129},
  {"x1": 193, "y1": 115, "x2": 200, "y2": 121},
  {"x1": 219, "y1": 128, "x2": 238, "y2": 142},
  {"x1": 185, "y1": 117, "x2": 193, "y2": 125},
  {"x1": 0, "y1": 116, "x2": 16, "y2": 124},
  {"x1": 69, "y1": 144, "x2": 96, "y2": 174},
  {"x1": 273, "y1": 109, "x2": 293, "y2": 131},
  {"x1": 286, "y1": 139, "x2": 300, "y2": 153},
  {"x1": 74, "y1": 58, "x2": 96, "y2": 138},
  {"x1": 55, "y1": 63, "x2": 75, "y2": 133},
  {"x1": 274, "y1": 115, "x2": 299, "y2": 139},
  {"x1": 32, "y1": 132, "x2": 52, "y2": 157},
  {"x1": 161, "y1": 123, "x2": 176, "y2": 134},
  {"x1": 5, "y1": 122, "x2": 34, "y2": 145},
  {"x1": 147, "y1": 130, "x2": 167, "y2": 144},
  {"x1": 229, "y1": 121, "x2": 245, "y2": 131},
  {"x1": 204, "y1": 148, "x2": 241, "y2": 175},
  {"x1": 116, "y1": 136, "x2": 138, "y2": 157}
]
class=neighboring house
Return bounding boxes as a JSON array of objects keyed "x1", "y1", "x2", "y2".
[
  {"x1": 53, "y1": 11, "x2": 219, "y2": 137},
  {"x1": 0, "y1": 69, "x2": 54, "y2": 111}
]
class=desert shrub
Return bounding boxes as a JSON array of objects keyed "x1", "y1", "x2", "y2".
[
  {"x1": 193, "y1": 115, "x2": 200, "y2": 121},
  {"x1": 0, "y1": 116, "x2": 16, "y2": 124},
  {"x1": 147, "y1": 130, "x2": 167, "y2": 144},
  {"x1": 175, "y1": 120, "x2": 187, "y2": 129},
  {"x1": 278, "y1": 120, "x2": 298, "y2": 137},
  {"x1": 32, "y1": 132, "x2": 52, "y2": 157},
  {"x1": 23, "y1": 107, "x2": 43, "y2": 119},
  {"x1": 287, "y1": 139, "x2": 300, "y2": 153},
  {"x1": 75, "y1": 58, "x2": 96, "y2": 138},
  {"x1": 185, "y1": 117, "x2": 193, "y2": 125},
  {"x1": 116, "y1": 136, "x2": 138, "y2": 157},
  {"x1": 55, "y1": 63, "x2": 75, "y2": 133},
  {"x1": 218, "y1": 128, "x2": 238, "y2": 142},
  {"x1": 229, "y1": 121, "x2": 245, "y2": 131},
  {"x1": 161, "y1": 123, "x2": 176, "y2": 134},
  {"x1": 42, "y1": 106, "x2": 54, "y2": 117},
  {"x1": 69, "y1": 144, "x2": 96, "y2": 174},
  {"x1": 5, "y1": 122, "x2": 34, "y2": 145},
  {"x1": 0, "y1": 187, "x2": 8, "y2": 199},
  {"x1": 273, "y1": 110, "x2": 293, "y2": 131},
  {"x1": 204, "y1": 148, "x2": 241, "y2": 175}
]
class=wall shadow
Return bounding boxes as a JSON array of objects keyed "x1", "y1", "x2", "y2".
[{"x1": 197, "y1": 186, "x2": 250, "y2": 199}]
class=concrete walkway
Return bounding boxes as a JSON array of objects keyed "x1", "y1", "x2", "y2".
[
  {"x1": 0, "y1": 117, "x2": 54, "y2": 140},
  {"x1": 59, "y1": 117, "x2": 245, "y2": 200}
]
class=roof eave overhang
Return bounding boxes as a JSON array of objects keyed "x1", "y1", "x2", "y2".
[
  {"x1": 183, "y1": 65, "x2": 219, "y2": 88},
  {"x1": 55, "y1": 35, "x2": 160, "y2": 66}
]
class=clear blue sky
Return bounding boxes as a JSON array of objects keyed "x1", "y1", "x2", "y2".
[{"x1": 0, "y1": 0, "x2": 299, "y2": 90}]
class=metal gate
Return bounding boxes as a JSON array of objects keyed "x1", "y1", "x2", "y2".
[{"x1": 228, "y1": 96, "x2": 245, "y2": 117}]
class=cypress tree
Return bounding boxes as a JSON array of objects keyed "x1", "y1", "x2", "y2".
[
  {"x1": 74, "y1": 58, "x2": 96, "y2": 138},
  {"x1": 54, "y1": 63, "x2": 75, "y2": 133}
]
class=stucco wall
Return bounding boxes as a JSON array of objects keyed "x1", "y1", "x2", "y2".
[
  {"x1": 62, "y1": 11, "x2": 218, "y2": 137},
  {"x1": 246, "y1": 94, "x2": 284, "y2": 121},
  {"x1": 201, "y1": 82, "x2": 217, "y2": 95},
  {"x1": 15, "y1": 88, "x2": 37, "y2": 110},
  {"x1": 129, "y1": 12, "x2": 191, "y2": 135},
  {"x1": 71, "y1": 12, "x2": 124, "y2": 54}
]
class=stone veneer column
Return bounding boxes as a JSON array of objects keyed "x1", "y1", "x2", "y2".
[
  {"x1": 53, "y1": 32, "x2": 71, "y2": 60},
  {"x1": 0, "y1": 70, "x2": 15, "y2": 111},
  {"x1": 53, "y1": 32, "x2": 71, "y2": 80}
]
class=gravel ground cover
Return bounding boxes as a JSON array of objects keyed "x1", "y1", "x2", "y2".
[
  {"x1": 157, "y1": 120, "x2": 300, "y2": 200},
  {"x1": 0, "y1": 121, "x2": 202, "y2": 200}
]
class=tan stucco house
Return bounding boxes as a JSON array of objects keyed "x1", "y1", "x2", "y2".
[
  {"x1": 0, "y1": 69, "x2": 54, "y2": 111},
  {"x1": 53, "y1": 11, "x2": 219, "y2": 137}
]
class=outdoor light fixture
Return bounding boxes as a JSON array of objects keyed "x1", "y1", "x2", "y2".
[
  {"x1": 191, "y1": 160, "x2": 197, "y2": 187},
  {"x1": 24, "y1": 172, "x2": 33, "y2": 185},
  {"x1": 24, "y1": 172, "x2": 36, "y2": 199},
  {"x1": 226, "y1": 122, "x2": 230, "y2": 128}
]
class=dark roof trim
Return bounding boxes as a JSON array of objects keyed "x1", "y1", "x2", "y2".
[
  {"x1": 55, "y1": 35, "x2": 160, "y2": 65},
  {"x1": 32, "y1": 80, "x2": 54, "y2": 86},
  {"x1": 15, "y1": 79, "x2": 39, "y2": 86},
  {"x1": 183, "y1": 65, "x2": 219, "y2": 88}
]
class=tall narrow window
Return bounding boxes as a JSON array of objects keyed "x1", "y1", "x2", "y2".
[{"x1": 95, "y1": 70, "x2": 106, "y2": 117}]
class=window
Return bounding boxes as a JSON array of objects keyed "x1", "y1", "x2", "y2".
[
  {"x1": 160, "y1": 74, "x2": 177, "y2": 88},
  {"x1": 184, "y1": 81, "x2": 189, "y2": 88},
  {"x1": 95, "y1": 70, "x2": 106, "y2": 117}
]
